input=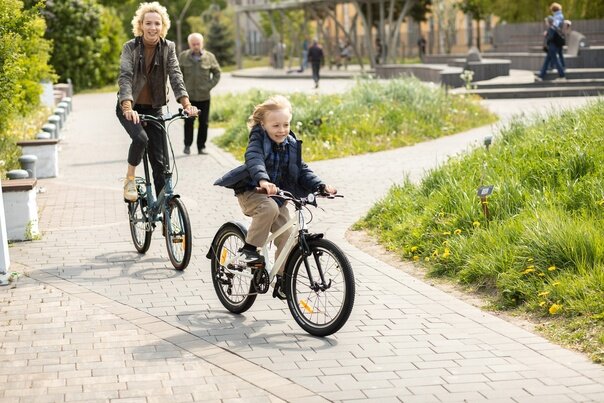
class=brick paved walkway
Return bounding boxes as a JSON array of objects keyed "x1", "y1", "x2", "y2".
[{"x1": 2, "y1": 76, "x2": 603, "y2": 402}]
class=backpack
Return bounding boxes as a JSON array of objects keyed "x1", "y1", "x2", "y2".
[{"x1": 554, "y1": 20, "x2": 572, "y2": 47}]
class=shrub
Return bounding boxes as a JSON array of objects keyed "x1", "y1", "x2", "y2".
[
  {"x1": 0, "y1": 0, "x2": 54, "y2": 176},
  {"x1": 41, "y1": 0, "x2": 126, "y2": 91}
]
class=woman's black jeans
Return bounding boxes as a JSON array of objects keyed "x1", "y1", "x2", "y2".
[{"x1": 116, "y1": 103, "x2": 166, "y2": 196}]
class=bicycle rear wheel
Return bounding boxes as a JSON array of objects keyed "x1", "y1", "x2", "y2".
[
  {"x1": 210, "y1": 224, "x2": 257, "y2": 313},
  {"x1": 164, "y1": 198, "x2": 192, "y2": 270},
  {"x1": 285, "y1": 238, "x2": 355, "y2": 337},
  {"x1": 128, "y1": 197, "x2": 152, "y2": 253}
]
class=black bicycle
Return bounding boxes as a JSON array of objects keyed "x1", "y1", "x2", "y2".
[{"x1": 127, "y1": 110, "x2": 192, "y2": 270}]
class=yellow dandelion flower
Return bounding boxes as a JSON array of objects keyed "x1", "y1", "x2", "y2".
[
  {"x1": 549, "y1": 304, "x2": 562, "y2": 315},
  {"x1": 539, "y1": 301, "x2": 546, "y2": 307},
  {"x1": 442, "y1": 240, "x2": 449, "y2": 246},
  {"x1": 538, "y1": 273, "x2": 545, "y2": 277},
  {"x1": 442, "y1": 231, "x2": 451, "y2": 236},
  {"x1": 410, "y1": 246, "x2": 418, "y2": 252},
  {"x1": 548, "y1": 266, "x2": 556, "y2": 271},
  {"x1": 526, "y1": 265, "x2": 535, "y2": 269},
  {"x1": 454, "y1": 229, "x2": 462, "y2": 235},
  {"x1": 472, "y1": 221, "x2": 480, "y2": 228},
  {"x1": 538, "y1": 291, "x2": 550, "y2": 297},
  {"x1": 432, "y1": 249, "x2": 439, "y2": 257},
  {"x1": 528, "y1": 258, "x2": 534, "y2": 262},
  {"x1": 442, "y1": 248, "x2": 450, "y2": 258},
  {"x1": 522, "y1": 268, "x2": 535, "y2": 275},
  {"x1": 413, "y1": 256, "x2": 420, "y2": 261},
  {"x1": 552, "y1": 281, "x2": 560, "y2": 286}
]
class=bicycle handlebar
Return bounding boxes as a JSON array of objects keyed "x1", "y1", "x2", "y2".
[
  {"x1": 139, "y1": 108, "x2": 189, "y2": 123},
  {"x1": 255, "y1": 187, "x2": 343, "y2": 207}
]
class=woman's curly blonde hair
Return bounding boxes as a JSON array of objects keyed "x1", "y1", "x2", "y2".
[
  {"x1": 131, "y1": 2, "x2": 171, "y2": 38},
  {"x1": 247, "y1": 95, "x2": 292, "y2": 129}
]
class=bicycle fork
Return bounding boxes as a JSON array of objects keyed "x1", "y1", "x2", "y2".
[{"x1": 299, "y1": 232, "x2": 331, "y2": 292}]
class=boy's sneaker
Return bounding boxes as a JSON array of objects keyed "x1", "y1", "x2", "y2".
[
  {"x1": 272, "y1": 275, "x2": 287, "y2": 300},
  {"x1": 237, "y1": 248, "x2": 264, "y2": 265},
  {"x1": 123, "y1": 178, "x2": 137, "y2": 202}
]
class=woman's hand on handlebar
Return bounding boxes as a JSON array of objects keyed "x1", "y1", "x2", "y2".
[
  {"x1": 123, "y1": 109, "x2": 140, "y2": 125},
  {"x1": 183, "y1": 104, "x2": 198, "y2": 117},
  {"x1": 258, "y1": 180, "x2": 279, "y2": 195}
]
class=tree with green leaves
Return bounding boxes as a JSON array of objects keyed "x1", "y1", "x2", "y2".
[
  {"x1": 189, "y1": 4, "x2": 235, "y2": 66},
  {"x1": 458, "y1": 0, "x2": 494, "y2": 51},
  {"x1": 0, "y1": 0, "x2": 54, "y2": 174},
  {"x1": 39, "y1": 0, "x2": 126, "y2": 91},
  {"x1": 491, "y1": 0, "x2": 603, "y2": 23}
]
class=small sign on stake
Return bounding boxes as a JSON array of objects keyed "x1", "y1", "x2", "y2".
[{"x1": 477, "y1": 185, "x2": 494, "y2": 219}]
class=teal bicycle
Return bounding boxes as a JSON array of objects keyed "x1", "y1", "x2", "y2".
[{"x1": 127, "y1": 110, "x2": 192, "y2": 270}]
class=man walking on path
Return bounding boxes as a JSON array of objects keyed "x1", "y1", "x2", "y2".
[
  {"x1": 179, "y1": 32, "x2": 221, "y2": 155},
  {"x1": 307, "y1": 39, "x2": 324, "y2": 89}
]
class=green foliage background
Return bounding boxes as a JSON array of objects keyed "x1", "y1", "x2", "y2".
[
  {"x1": 212, "y1": 77, "x2": 497, "y2": 161},
  {"x1": 41, "y1": 0, "x2": 126, "y2": 91},
  {"x1": 0, "y1": 0, "x2": 54, "y2": 175}
]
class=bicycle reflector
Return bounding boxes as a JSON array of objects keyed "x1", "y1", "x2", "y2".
[
  {"x1": 220, "y1": 248, "x2": 228, "y2": 265},
  {"x1": 300, "y1": 299, "x2": 314, "y2": 314}
]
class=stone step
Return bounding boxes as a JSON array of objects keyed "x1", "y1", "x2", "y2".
[
  {"x1": 476, "y1": 78, "x2": 604, "y2": 90},
  {"x1": 461, "y1": 85, "x2": 604, "y2": 99},
  {"x1": 542, "y1": 68, "x2": 604, "y2": 80}
]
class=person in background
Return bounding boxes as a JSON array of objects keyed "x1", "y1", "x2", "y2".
[
  {"x1": 178, "y1": 32, "x2": 221, "y2": 155},
  {"x1": 536, "y1": 2, "x2": 565, "y2": 81},
  {"x1": 117, "y1": 1, "x2": 197, "y2": 202},
  {"x1": 307, "y1": 39, "x2": 324, "y2": 89}
]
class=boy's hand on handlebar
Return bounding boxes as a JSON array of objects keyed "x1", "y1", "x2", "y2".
[
  {"x1": 320, "y1": 184, "x2": 337, "y2": 196},
  {"x1": 259, "y1": 180, "x2": 279, "y2": 195}
]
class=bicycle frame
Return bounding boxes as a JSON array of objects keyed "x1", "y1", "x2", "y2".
[
  {"x1": 221, "y1": 203, "x2": 306, "y2": 284},
  {"x1": 137, "y1": 115, "x2": 180, "y2": 227}
]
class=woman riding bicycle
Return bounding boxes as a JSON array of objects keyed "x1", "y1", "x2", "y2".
[
  {"x1": 213, "y1": 95, "x2": 336, "y2": 297},
  {"x1": 117, "y1": 1, "x2": 197, "y2": 202}
]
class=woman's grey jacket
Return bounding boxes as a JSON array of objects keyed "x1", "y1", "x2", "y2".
[
  {"x1": 118, "y1": 37, "x2": 188, "y2": 108},
  {"x1": 214, "y1": 125, "x2": 324, "y2": 198}
]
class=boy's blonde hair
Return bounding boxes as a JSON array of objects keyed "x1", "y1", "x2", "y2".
[
  {"x1": 247, "y1": 95, "x2": 292, "y2": 129},
  {"x1": 131, "y1": 2, "x2": 171, "y2": 38},
  {"x1": 550, "y1": 2, "x2": 562, "y2": 12}
]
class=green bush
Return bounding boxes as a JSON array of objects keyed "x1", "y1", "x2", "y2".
[
  {"x1": 356, "y1": 100, "x2": 604, "y2": 361},
  {"x1": 212, "y1": 77, "x2": 497, "y2": 161},
  {"x1": 0, "y1": 0, "x2": 54, "y2": 176},
  {"x1": 41, "y1": 0, "x2": 126, "y2": 91}
]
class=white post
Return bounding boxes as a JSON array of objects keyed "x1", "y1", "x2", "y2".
[{"x1": 0, "y1": 185, "x2": 10, "y2": 275}]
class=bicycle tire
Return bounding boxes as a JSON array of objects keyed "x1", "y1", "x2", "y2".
[
  {"x1": 210, "y1": 223, "x2": 257, "y2": 313},
  {"x1": 284, "y1": 238, "x2": 355, "y2": 337},
  {"x1": 128, "y1": 198, "x2": 152, "y2": 254},
  {"x1": 164, "y1": 198, "x2": 192, "y2": 270}
]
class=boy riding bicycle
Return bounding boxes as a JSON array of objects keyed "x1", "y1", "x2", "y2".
[{"x1": 214, "y1": 95, "x2": 337, "y2": 298}]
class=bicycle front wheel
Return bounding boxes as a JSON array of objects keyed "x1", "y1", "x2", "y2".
[
  {"x1": 164, "y1": 198, "x2": 192, "y2": 270},
  {"x1": 210, "y1": 224, "x2": 257, "y2": 313},
  {"x1": 285, "y1": 238, "x2": 355, "y2": 337},
  {"x1": 128, "y1": 198, "x2": 152, "y2": 253}
]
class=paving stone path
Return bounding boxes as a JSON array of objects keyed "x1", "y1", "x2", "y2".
[{"x1": 2, "y1": 74, "x2": 603, "y2": 402}]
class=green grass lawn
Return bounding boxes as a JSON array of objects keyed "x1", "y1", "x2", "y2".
[
  {"x1": 212, "y1": 77, "x2": 498, "y2": 162},
  {"x1": 355, "y1": 100, "x2": 604, "y2": 363}
]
